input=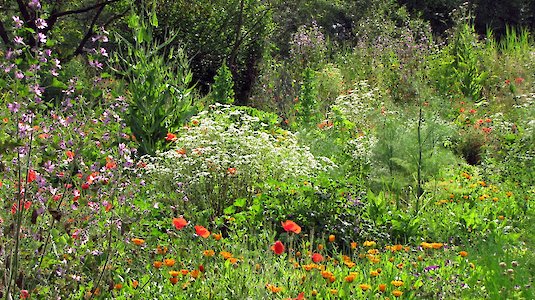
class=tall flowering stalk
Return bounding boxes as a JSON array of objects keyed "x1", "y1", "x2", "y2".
[{"x1": 0, "y1": 8, "x2": 139, "y2": 299}]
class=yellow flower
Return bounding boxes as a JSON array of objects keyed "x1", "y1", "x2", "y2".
[
  {"x1": 359, "y1": 283, "x2": 371, "y2": 291},
  {"x1": 370, "y1": 270, "x2": 380, "y2": 277},
  {"x1": 363, "y1": 241, "x2": 376, "y2": 247},
  {"x1": 391, "y1": 280, "x2": 404, "y2": 287},
  {"x1": 203, "y1": 249, "x2": 215, "y2": 257},
  {"x1": 330, "y1": 289, "x2": 338, "y2": 295},
  {"x1": 351, "y1": 242, "x2": 358, "y2": 249},
  {"x1": 169, "y1": 270, "x2": 180, "y2": 277}
]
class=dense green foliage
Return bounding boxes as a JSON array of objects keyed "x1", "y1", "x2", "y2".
[{"x1": 0, "y1": 0, "x2": 533, "y2": 299}]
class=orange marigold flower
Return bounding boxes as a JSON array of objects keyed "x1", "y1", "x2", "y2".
[
  {"x1": 173, "y1": 217, "x2": 188, "y2": 230},
  {"x1": 212, "y1": 233, "x2": 222, "y2": 240},
  {"x1": 220, "y1": 251, "x2": 233, "y2": 259},
  {"x1": 153, "y1": 261, "x2": 163, "y2": 268},
  {"x1": 281, "y1": 220, "x2": 302, "y2": 234},
  {"x1": 392, "y1": 290, "x2": 403, "y2": 297},
  {"x1": 351, "y1": 242, "x2": 358, "y2": 249},
  {"x1": 344, "y1": 274, "x2": 356, "y2": 283},
  {"x1": 431, "y1": 243, "x2": 443, "y2": 249},
  {"x1": 317, "y1": 244, "x2": 324, "y2": 251},
  {"x1": 114, "y1": 283, "x2": 123, "y2": 290},
  {"x1": 164, "y1": 258, "x2": 176, "y2": 267},
  {"x1": 131, "y1": 280, "x2": 139, "y2": 289},
  {"x1": 328, "y1": 234, "x2": 335, "y2": 242},
  {"x1": 169, "y1": 270, "x2": 180, "y2": 277},
  {"x1": 131, "y1": 238, "x2": 145, "y2": 246},
  {"x1": 228, "y1": 257, "x2": 239, "y2": 264},
  {"x1": 379, "y1": 284, "x2": 387, "y2": 292},
  {"x1": 359, "y1": 283, "x2": 371, "y2": 291},
  {"x1": 195, "y1": 225, "x2": 210, "y2": 238},
  {"x1": 190, "y1": 269, "x2": 200, "y2": 279},
  {"x1": 266, "y1": 283, "x2": 283, "y2": 293},
  {"x1": 321, "y1": 270, "x2": 333, "y2": 279},
  {"x1": 370, "y1": 270, "x2": 380, "y2": 277},
  {"x1": 203, "y1": 249, "x2": 215, "y2": 257},
  {"x1": 169, "y1": 277, "x2": 178, "y2": 285},
  {"x1": 459, "y1": 251, "x2": 468, "y2": 257},
  {"x1": 157, "y1": 246, "x2": 168, "y2": 255},
  {"x1": 181, "y1": 269, "x2": 189, "y2": 275}
]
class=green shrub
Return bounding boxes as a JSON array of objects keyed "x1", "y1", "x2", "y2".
[
  {"x1": 142, "y1": 104, "x2": 335, "y2": 217},
  {"x1": 113, "y1": 8, "x2": 196, "y2": 155},
  {"x1": 212, "y1": 62, "x2": 235, "y2": 104}
]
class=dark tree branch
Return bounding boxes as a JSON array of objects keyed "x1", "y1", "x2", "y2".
[
  {"x1": 46, "y1": 0, "x2": 121, "y2": 31},
  {"x1": 0, "y1": 18, "x2": 12, "y2": 46},
  {"x1": 16, "y1": 0, "x2": 31, "y2": 24},
  {"x1": 70, "y1": 4, "x2": 106, "y2": 59},
  {"x1": 16, "y1": 0, "x2": 37, "y2": 47},
  {"x1": 103, "y1": 7, "x2": 130, "y2": 28}
]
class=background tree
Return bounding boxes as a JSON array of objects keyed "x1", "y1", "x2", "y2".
[{"x1": 0, "y1": 0, "x2": 130, "y2": 60}]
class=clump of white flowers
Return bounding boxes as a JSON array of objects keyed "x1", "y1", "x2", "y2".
[{"x1": 142, "y1": 104, "x2": 335, "y2": 209}]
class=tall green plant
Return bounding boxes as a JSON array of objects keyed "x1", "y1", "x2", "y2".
[
  {"x1": 113, "y1": 7, "x2": 196, "y2": 155},
  {"x1": 294, "y1": 67, "x2": 319, "y2": 125},
  {"x1": 212, "y1": 63, "x2": 235, "y2": 104}
]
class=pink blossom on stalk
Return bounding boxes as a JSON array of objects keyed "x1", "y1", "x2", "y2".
[
  {"x1": 35, "y1": 18, "x2": 48, "y2": 29},
  {"x1": 15, "y1": 71, "x2": 24, "y2": 79},
  {"x1": 37, "y1": 32, "x2": 47, "y2": 43},
  {"x1": 28, "y1": 0, "x2": 41, "y2": 10},
  {"x1": 14, "y1": 36, "x2": 24, "y2": 45},
  {"x1": 12, "y1": 16, "x2": 23, "y2": 28}
]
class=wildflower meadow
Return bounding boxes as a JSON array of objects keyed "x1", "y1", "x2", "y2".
[{"x1": 0, "y1": 1, "x2": 533, "y2": 299}]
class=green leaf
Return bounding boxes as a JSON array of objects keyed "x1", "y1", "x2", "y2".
[
  {"x1": 151, "y1": 11, "x2": 159, "y2": 27},
  {"x1": 223, "y1": 206, "x2": 236, "y2": 215},
  {"x1": 51, "y1": 78, "x2": 67, "y2": 89},
  {"x1": 233, "y1": 198, "x2": 246, "y2": 208}
]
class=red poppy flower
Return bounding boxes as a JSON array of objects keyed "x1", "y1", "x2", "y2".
[
  {"x1": 195, "y1": 225, "x2": 210, "y2": 238},
  {"x1": 66, "y1": 150, "x2": 75, "y2": 160},
  {"x1": 271, "y1": 240, "x2": 285, "y2": 255},
  {"x1": 173, "y1": 217, "x2": 188, "y2": 230},
  {"x1": 311, "y1": 253, "x2": 324, "y2": 263},
  {"x1": 165, "y1": 132, "x2": 177, "y2": 141},
  {"x1": 27, "y1": 170, "x2": 37, "y2": 183},
  {"x1": 281, "y1": 220, "x2": 301, "y2": 234}
]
